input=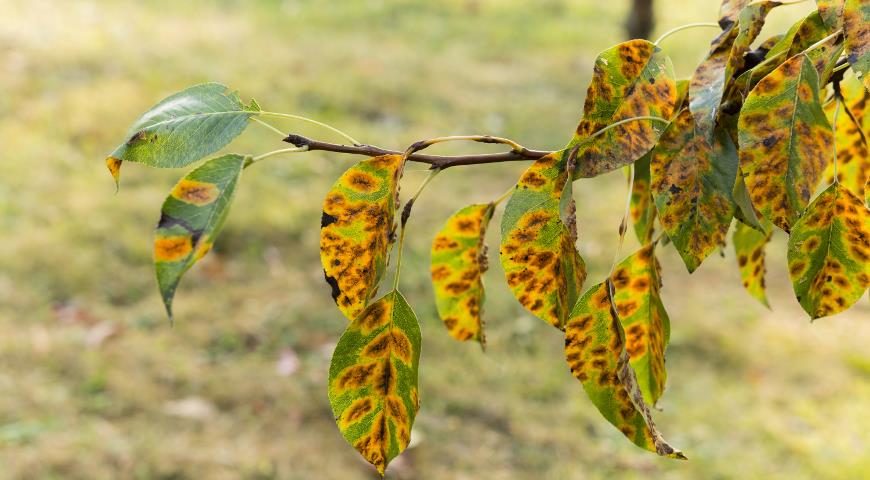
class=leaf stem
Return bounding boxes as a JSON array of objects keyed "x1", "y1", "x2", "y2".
[
  {"x1": 831, "y1": 97, "x2": 841, "y2": 182},
  {"x1": 493, "y1": 185, "x2": 516, "y2": 206},
  {"x1": 248, "y1": 146, "x2": 309, "y2": 165},
  {"x1": 257, "y1": 111, "x2": 361, "y2": 146},
  {"x1": 654, "y1": 22, "x2": 720, "y2": 46},
  {"x1": 583, "y1": 116, "x2": 670, "y2": 143},
  {"x1": 804, "y1": 30, "x2": 842, "y2": 54},
  {"x1": 250, "y1": 116, "x2": 288, "y2": 137},
  {"x1": 393, "y1": 168, "x2": 441, "y2": 291},
  {"x1": 609, "y1": 163, "x2": 635, "y2": 276}
]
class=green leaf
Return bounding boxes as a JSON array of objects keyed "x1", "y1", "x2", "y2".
[
  {"x1": 154, "y1": 153, "x2": 246, "y2": 319},
  {"x1": 570, "y1": 40, "x2": 676, "y2": 178},
  {"x1": 431, "y1": 203, "x2": 494, "y2": 346},
  {"x1": 823, "y1": 77, "x2": 869, "y2": 200},
  {"x1": 500, "y1": 150, "x2": 587, "y2": 330},
  {"x1": 651, "y1": 109, "x2": 738, "y2": 272},
  {"x1": 733, "y1": 221, "x2": 773, "y2": 307},
  {"x1": 321, "y1": 154, "x2": 403, "y2": 320},
  {"x1": 787, "y1": 183, "x2": 870, "y2": 319},
  {"x1": 738, "y1": 54, "x2": 834, "y2": 232},
  {"x1": 844, "y1": 0, "x2": 870, "y2": 85},
  {"x1": 106, "y1": 83, "x2": 255, "y2": 184},
  {"x1": 565, "y1": 280, "x2": 685, "y2": 459},
  {"x1": 328, "y1": 290, "x2": 421, "y2": 476},
  {"x1": 611, "y1": 243, "x2": 670, "y2": 406},
  {"x1": 630, "y1": 152, "x2": 657, "y2": 243}
]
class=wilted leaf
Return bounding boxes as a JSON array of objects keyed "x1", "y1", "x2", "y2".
[
  {"x1": 844, "y1": 0, "x2": 870, "y2": 84},
  {"x1": 565, "y1": 281, "x2": 684, "y2": 459},
  {"x1": 631, "y1": 153, "x2": 657, "y2": 243},
  {"x1": 500, "y1": 150, "x2": 586, "y2": 330},
  {"x1": 570, "y1": 40, "x2": 676, "y2": 178},
  {"x1": 155, "y1": 154, "x2": 245, "y2": 318},
  {"x1": 106, "y1": 83, "x2": 256, "y2": 183},
  {"x1": 787, "y1": 183, "x2": 870, "y2": 319},
  {"x1": 738, "y1": 54, "x2": 834, "y2": 232},
  {"x1": 651, "y1": 109, "x2": 738, "y2": 272},
  {"x1": 611, "y1": 244, "x2": 670, "y2": 405},
  {"x1": 321, "y1": 154, "x2": 403, "y2": 320},
  {"x1": 823, "y1": 77, "x2": 869, "y2": 199},
  {"x1": 328, "y1": 290, "x2": 421, "y2": 476},
  {"x1": 431, "y1": 203, "x2": 494, "y2": 345},
  {"x1": 733, "y1": 222, "x2": 773, "y2": 306}
]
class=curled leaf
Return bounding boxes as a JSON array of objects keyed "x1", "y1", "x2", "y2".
[
  {"x1": 733, "y1": 221, "x2": 773, "y2": 307},
  {"x1": 565, "y1": 281, "x2": 684, "y2": 459},
  {"x1": 611, "y1": 243, "x2": 670, "y2": 405},
  {"x1": 328, "y1": 290, "x2": 421, "y2": 476},
  {"x1": 787, "y1": 183, "x2": 870, "y2": 319},
  {"x1": 431, "y1": 203, "x2": 494, "y2": 345},
  {"x1": 570, "y1": 39, "x2": 676, "y2": 178},
  {"x1": 106, "y1": 83, "x2": 255, "y2": 183},
  {"x1": 321, "y1": 154, "x2": 403, "y2": 320},
  {"x1": 500, "y1": 150, "x2": 586, "y2": 330},
  {"x1": 154, "y1": 154, "x2": 246, "y2": 318},
  {"x1": 690, "y1": 24, "x2": 740, "y2": 140},
  {"x1": 738, "y1": 54, "x2": 834, "y2": 232},
  {"x1": 651, "y1": 109, "x2": 738, "y2": 272}
]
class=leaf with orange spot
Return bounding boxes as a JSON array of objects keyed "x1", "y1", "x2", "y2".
[
  {"x1": 844, "y1": 0, "x2": 870, "y2": 88},
  {"x1": 733, "y1": 221, "x2": 773, "y2": 307},
  {"x1": 738, "y1": 54, "x2": 834, "y2": 232},
  {"x1": 787, "y1": 183, "x2": 870, "y2": 319},
  {"x1": 611, "y1": 243, "x2": 671, "y2": 405},
  {"x1": 631, "y1": 152, "x2": 657, "y2": 243},
  {"x1": 154, "y1": 154, "x2": 246, "y2": 319},
  {"x1": 106, "y1": 83, "x2": 257, "y2": 184},
  {"x1": 328, "y1": 290, "x2": 421, "y2": 476},
  {"x1": 565, "y1": 281, "x2": 685, "y2": 459},
  {"x1": 824, "y1": 77, "x2": 870, "y2": 199},
  {"x1": 817, "y1": 0, "x2": 845, "y2": 32},
  {"x1": 569, "y1": 40, "x2": 676, "y2": 178},
  {"x1": 431, "y1": 203, "x2": 494, "y2": 346},
  {"x1": 650, "y1": 109, "x2": 738, "y2": 272},
  {"x1": 500, "y1": 150, "x2": 587, "y2": 330},
  {"x1": 321, "y1": 154, "x2": 403, "y2": 320}
]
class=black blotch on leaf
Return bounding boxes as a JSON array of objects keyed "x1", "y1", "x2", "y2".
[
  {"x1": 324, "y1": 272, "x2": 341, "y2": 301},
  {"x1": 321, "y1": 211, "x2": 339, "y2": 228}
]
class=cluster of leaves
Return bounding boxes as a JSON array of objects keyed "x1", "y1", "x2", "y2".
[{"x1": 105, "y1": 0, "x2": 869, "y2": 475}]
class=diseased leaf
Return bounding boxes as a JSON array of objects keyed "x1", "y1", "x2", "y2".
[
  {"x1": 817, "y1": 0, "x2": 845, "y2": 33},
  {"x1": 787, "y1": 183, "x2": 870, "y2": 319},
  {"x1": 321, "y1": 154, "x2": 403, "y2": 320},
  {"x1": 690, "y1": 25, "x2": 740, "y2": 140},
  {"x1": 611, "y1": 244, "x2": 670, "y2": 405},
  {"x1": 565, "y1": 281, "x2": 684, "y2": 459},
  {"x1": 719, "y1": 0, "x2": 751, "y2": 27},
  {"x1": 673, "y1": 79, "x2": 691, "y2": 115},
  {"x1": 500, "y1": 150, "x2": 586, "y2": 330},
  {"x1": 431, "y1": 203, "x2": 494, "y2": 346},
  {"x1": 106, "y1": 83, "x2": 255, "y2": 183},
  {"x1": 824, "y1": 77, "x2": 870, "y2": 199},
  {"x1": 738, "y1": 54, "x2": 834, "y2": 232},
  {"x1": 724, "y1": 1, "x2": 780, "y2": 91},
  {"x1": 844, "y1": 0, "x2": 870, "y2": 85},
  {"x1": 733, "y1": 222, "x2": 773, "y2": 306},
  {"x1": 154, "y1": 153, "x2": 245, "y2": 318},
  {"x1": 570, "y1": 40, "x2": 676, "y2": 178},
  {"x1": 732, "y1": 169, "x2": 769, "y2": 231},
  {"x1": 651, "y1": 109, "x2": 738, "y2": 272},
  {"x1": 328, "y1": 290, "x2": 421, "y2": 476},
  {"x1": 631, "y1": 153, "x2": 657, "y2": 243}
]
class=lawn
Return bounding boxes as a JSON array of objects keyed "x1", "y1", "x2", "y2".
[{"x1": 0, "y1": 0, "x2": 868, "y2": 479}]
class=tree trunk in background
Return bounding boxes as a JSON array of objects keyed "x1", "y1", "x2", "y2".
[{"x1": 625, "y1": 0, "x2": 654, "y2": 40}]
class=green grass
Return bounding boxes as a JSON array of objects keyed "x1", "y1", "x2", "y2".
[{"x1": 1, "y1": 0, "x2": 868, "y2": 478}]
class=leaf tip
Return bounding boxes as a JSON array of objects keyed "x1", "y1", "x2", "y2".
[{"x1": 106, "y1": 156, "x2": 122, "y2": 191}]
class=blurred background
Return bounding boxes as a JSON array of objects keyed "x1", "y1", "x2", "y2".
[{"x1": 1, "y1": 0, "x2": 869, "y2": 478}]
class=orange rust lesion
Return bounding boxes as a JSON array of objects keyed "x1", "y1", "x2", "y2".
[
  {"x1": 340, "y1": 397, "x2": 375, "y2": 428},
  {"x1": 362, "y1": 328, "x2": 413, "y2": 365},
  {"x1": 154, "y1": 235, "x2": 193, "y2": 262},
  {"x1": 353, "y1": 411, "x2": 388, "y2": 474},
  {"x1": 336, "y1": 362, "x2": 380, "y2": 392},
  {"x1": 171, "y1": 179, "x2": 220, "y2": 206},
  {"x1": 345, "y1": 171, "x2": 381, "y2": 193}
]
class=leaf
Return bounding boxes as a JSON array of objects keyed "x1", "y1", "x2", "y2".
[
  {"x1": 844, "y1": 0, "x2": 870, "y2": 84},
  {"x1": 321, "y1": 154, "x2": 404, "y2": 320},
  {"x1": 570, "y1": 40, "x2": 677, "y2": 178},
  {"x1": 823, "y1": 77, "x2": 870, "y2": 199},
  {"x1": 738, "y1": 54, "x2": 834, "y2": 232},
  {"x1": 154, "y1": 153, "x2": 246, "y2": 318},
  {"x1": 431, "y1": 203, "x2": 494, "y2": 346},
  {"x1": 565, "y1": 280, "x2": 685, "y2": 459},
  {"x1": 328, "y1": 290, "x2": 421, "y2": 476},
  {"x1": 817, "y1": 0, "x2": 845, "y2": 32},
  {"x1": 690, "y1": 25, "x2": 740, "y2": 141},
  {"x1": 733, "y1": 221, "x2": 773, "y2": 307},
  {"x1": 787, "y1": 183, "x2": 870, "y2": 319},
  {"x1": 719, "y1": 0, "x2": 750, "y2": 27},
  {"x1": 651, "y1": 109, "x2": 738, "y2": 272},
  {"x1": 611, "y1": 243, "x2": 670, "y2": 405},
  {"x1": 673, "y1": 79, "x2": 691, "y2": 115},
  {"x1": 723, "y1": 1, "x2": 780, "y2": 90},
  {"x1": 106, "y1": 83, "x2": 255, "y2": 183},
  {"x1": 500, "y1": 150, "x2": 587, "y2": 330},
  {"x1": 631, "y1": 152, "x2": 657, "y2": 243}
]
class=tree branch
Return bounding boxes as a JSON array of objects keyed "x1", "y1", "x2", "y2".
[{"x1": 283, "y1": 134, "x2": 551, "y2": 169}]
